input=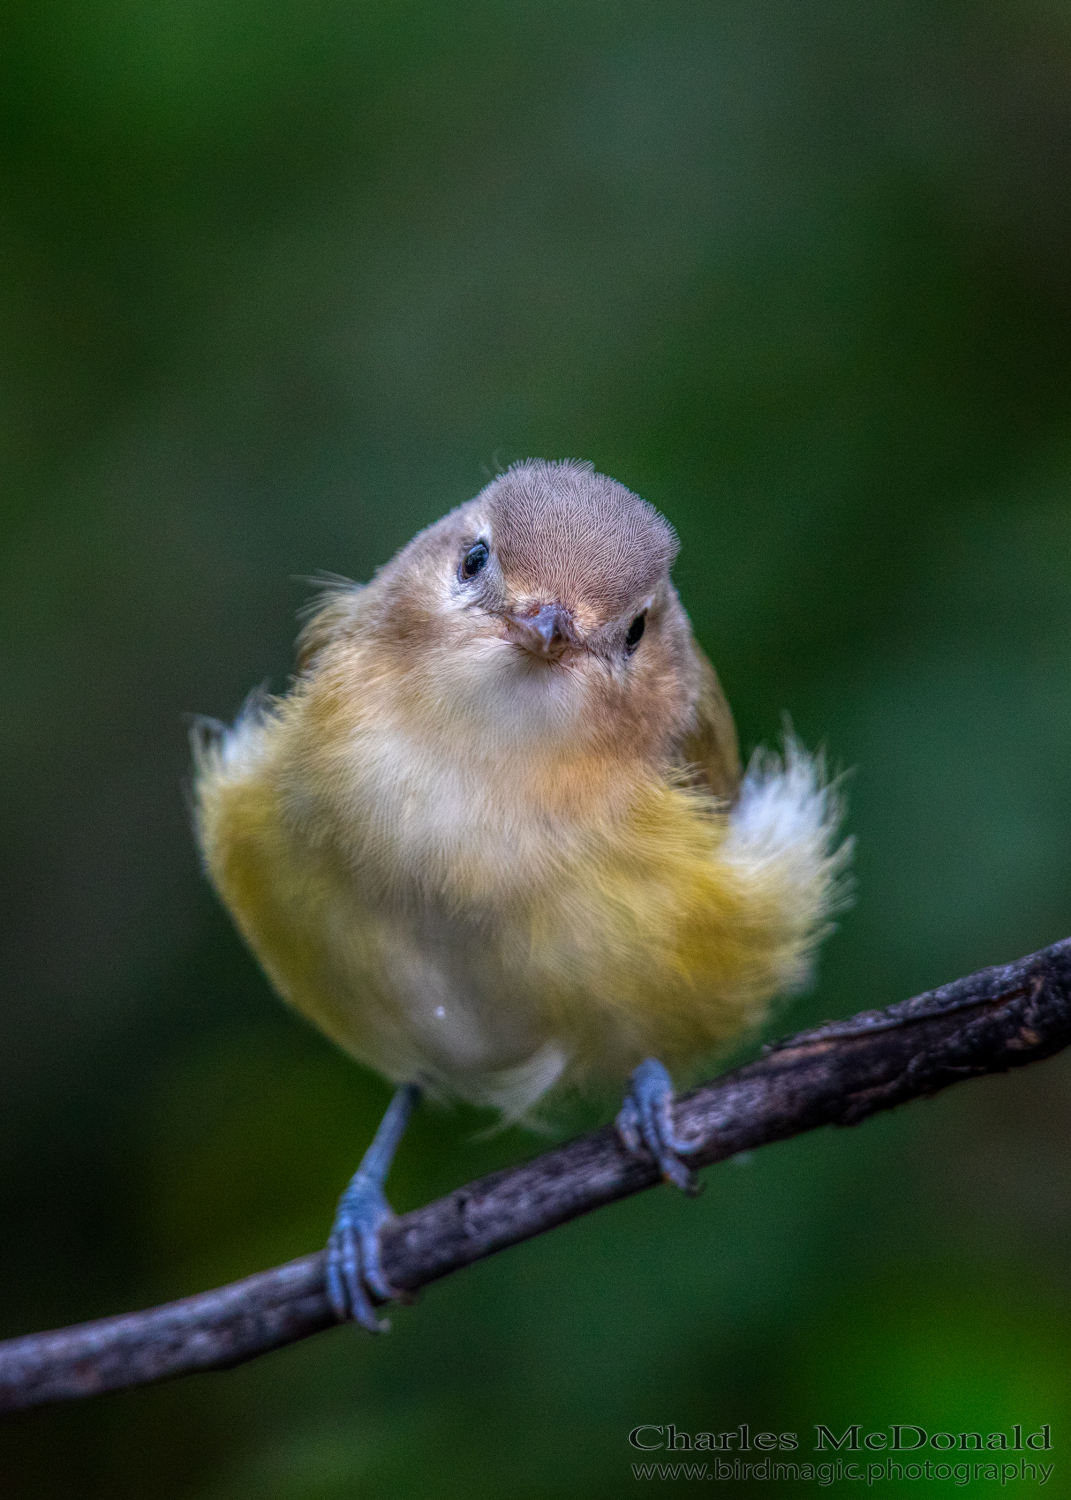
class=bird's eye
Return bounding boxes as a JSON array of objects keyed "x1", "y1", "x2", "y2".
[
  {"x1": 460, "y1": 541, "x2": 489, "y2": 581},
  {"x1": 624, "y1": 612, "x2": 646, "y2": 654}
]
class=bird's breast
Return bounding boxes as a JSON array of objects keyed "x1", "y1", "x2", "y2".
[{"x1": 293, "y1": 689, "x2": 643, "y2": 913}]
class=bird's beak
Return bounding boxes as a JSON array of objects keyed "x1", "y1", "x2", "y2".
[{"x1": 506, "y1": 602, "x2": 577, "y2": 661}]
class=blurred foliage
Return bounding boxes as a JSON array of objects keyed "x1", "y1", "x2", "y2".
[{"x1": 3, "y1": 0, "x2": 1071, "y2": 1495}]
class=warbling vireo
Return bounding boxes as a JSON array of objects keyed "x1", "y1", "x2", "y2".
[{"x1": 192, "y1": 459, "x2": 847, "y2": 1330}]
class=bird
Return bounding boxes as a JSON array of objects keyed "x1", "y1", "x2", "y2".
[{"x1": 191, "y1": 458, "x2": 847, "y2": 1331}]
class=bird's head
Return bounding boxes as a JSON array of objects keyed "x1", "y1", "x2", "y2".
[
  {"x1": 448, "y1": 459, "x2": 677, "y2": 662},
  {"x1": 302, "y1": 460, "x2": 705, "y2": 766}
]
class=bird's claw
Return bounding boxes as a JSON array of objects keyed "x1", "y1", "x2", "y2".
[
  {"x1": 616, "y1": 1057, "x2": 703, "y2": 1196},
  {"x1": 325, "y1": 1174, "x2": 401, "y2": 1333}
]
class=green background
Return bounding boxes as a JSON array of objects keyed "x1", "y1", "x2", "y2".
[{"x1": 3, "y1": 1, "x2": 1071, "y2": 1495}]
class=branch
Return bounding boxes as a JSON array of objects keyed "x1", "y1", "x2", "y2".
[{"x1": 4, "y1": 936, "x2": 1071, "y2": 1415}]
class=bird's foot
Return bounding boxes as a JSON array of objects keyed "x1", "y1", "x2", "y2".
[
  {"x1": 325, "y1": 1172, "x2": 403, "y2": 1333},
  {"x1": 325, "y1": 1081, "x2": 419, "y2": 1332},
  {"x1": 616, "y1": 1057, "x2": 703, "y2": 1196}
]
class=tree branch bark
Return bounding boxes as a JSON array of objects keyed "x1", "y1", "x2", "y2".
[{"x1": 4, "y1": 936, "x2": 1071, "y2": 1415}]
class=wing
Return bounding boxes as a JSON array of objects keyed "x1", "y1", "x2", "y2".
[{"x1": 677, "y1": 641, "x2": 741, "y2": 803}]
